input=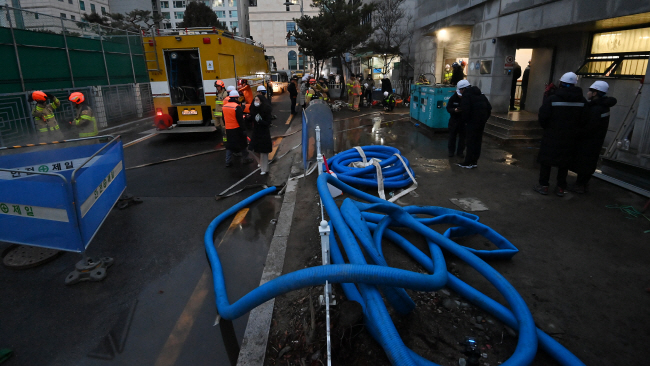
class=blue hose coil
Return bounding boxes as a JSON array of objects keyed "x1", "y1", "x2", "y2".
[
  {"x1": 327, "y1": 145, "x2": 415, "y2": 189},
  {"x1": 204, "y1": 175, "x2": 586, "y2": 366}
]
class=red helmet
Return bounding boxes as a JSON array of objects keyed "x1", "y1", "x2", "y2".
[
  {"x1": 32, "y1": 91, "x2": 47, "y2": 102},
  {"x1": 215, "y1": 80, "x2": 225, "y2": 88},
  {"x1": 309, "y1": 78, "x2": 316, "y2": 84},
  {"x1": 69, "y1": 92, "x2": 85, "y2": 104},
  {"x1": 238, "y1": 79, "x2": 248, "y2": 86}
]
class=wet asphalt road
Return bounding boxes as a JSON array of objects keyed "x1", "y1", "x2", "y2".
[{"x1": 0, "y1": 92, "x2": 300, "y2": 366}]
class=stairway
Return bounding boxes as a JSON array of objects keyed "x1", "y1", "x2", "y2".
[{"x1": 484, "y1": 111, "x2": 543, "y2": 141}]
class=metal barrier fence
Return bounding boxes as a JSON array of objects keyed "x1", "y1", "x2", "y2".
[{"x1": 0, "y1": 83, "x2": 153, "y2": 147}]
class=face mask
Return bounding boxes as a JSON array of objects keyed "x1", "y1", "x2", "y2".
[{"x1": 254, "y1": 102, "x2": 261, "y2": 107}]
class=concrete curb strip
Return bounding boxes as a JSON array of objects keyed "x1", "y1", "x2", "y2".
[{"x1": 237, "y1": 179, "x2": 298, "y2": 366}]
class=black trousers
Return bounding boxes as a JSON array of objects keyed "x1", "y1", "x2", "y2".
[
  {"x1": 576, "y1": 173, "x2": 592, "y2": 187},
  {"x1": 464, "y1": 122, "x2": 486, "y2": 165},
  {"x1": 290, "y1": 97, "x2": 297, "y2": 114},
  {"x1": 447, "y1": 119, "x2": 465, "y2": 154},
  {"x1": 539, "y1": 164, "x2": 569, "y2": 188}
]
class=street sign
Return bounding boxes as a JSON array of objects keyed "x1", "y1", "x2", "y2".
[{"x1": 504, "y1": 55, "x2": 515, "y2": 69}]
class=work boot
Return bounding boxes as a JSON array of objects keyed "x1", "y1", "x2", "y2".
[
  {"x1": 568, "y1": 184, "x2": 586, "y2": 194},
  {"x1": 555, "y1": 186, "x2": 566, "y2": 197},
  {"x1": 533, "y1": 185, "x2": 549, "y2": 195}
]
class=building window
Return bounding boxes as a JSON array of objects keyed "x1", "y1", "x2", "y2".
[
  {"x1": 173, "y1": 1, "x2": 186, "y2": 8},
  {"x1": 90, "y1": 3, "x2": 96, "y2": 13},
  {"x1": 71, "y1": 15, "x2": 76, "y2": 20},
  {"x1": 201, "y1": 0, "x2": 210, "y2": 6},
  {"x1": 286, "y1": 22, "x2": 296, "y2": 46},
  {"x1": 174, "y1": 12, "x2": 184, "y2": 19},
  {"x1": 35, "y1": 13, "x2": 39, "y2": 19},
  {"x1": 231, "y1": 21, "x2": 238, "y2": 30},
  {"x1": 215, "y1": 10, "x2": 225, "y2": 18},
  {"x1": 229, "y1": 10, "x2": 237, "y2": 18},
  {"x1": 79, "y1": 1, "x2": 85, "y2": 10},
  {"x1": 577, "y1": 27, "x2": 650, "y2": 78},
  {"x1": 228, "y1": 0, "x2": 236, "y2": 7},
  {"x1": 60, "y1": 13, "x2": 67, "y2": 18},
  {"x1": 215, "y1": 0, "x2": 224, "y2": 6},
  {"x1": 58, "y1": 0, "x2": 63, "y2": 2},
  {"x1": 249, "y1": 0, "x2": 257, "y2": 6},
  {"x1": 288, "y1": 50, "x2": 297, "y2": 70},
  {"x1": 164, "y1": 22, "x2": 172, "y2": 29},
  {"x1": 101, "y1": 6, "x2": 106, "y2": 15},
  {"x1": 299, "y1": 52, "x2": 305, "y2": 69},
  {"x1": 68, "y1": 0, "x2": 73, "y2": 4},
  {"x1": 162, "y1": 12, "x2": 170, "y2": 19},
  {"x1": 161, "y1": 1, "x2": 169, "y2": 8}
]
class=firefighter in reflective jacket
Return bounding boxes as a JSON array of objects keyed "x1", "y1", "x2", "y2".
[
  {"x1": 305, "y1": 79, "x2": 319, "y2": 105},
  {"x1": 237, "y1": 79, "x2": 254, "y2": 113},
  {"x1": 31, "y1": 90, "x2": 65, "y2": 143},
  {"x1": 346, "y1": 76, "x2": 355, "y2": 108},
  {"x1": 222, "y1": 90, "x2": 253, "y2": 167},
  {"x1": 69, "y1": 92, "x2": 98, "y2": 138},
  {"x1": 382, "y1": 91, "x2": 396, "y2": 111},
  {"x1": 213, "y1": 80, "x2": 228, "y2": 141}
]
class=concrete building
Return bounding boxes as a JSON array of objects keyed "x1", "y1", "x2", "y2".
[
  {"x1": 249, "y1": 0, "x2": 318, "y2": 72},
  {"x1": 19, "y1": 0, "x2": 110, "y2": 21},
  {"x1": 413, "y1": 0, "x2": 650, "y2": 189},
  {"x1": 152, "y1": 0, "x2": 247, "y2": 36}
]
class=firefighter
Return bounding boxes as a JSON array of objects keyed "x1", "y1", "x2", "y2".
[
  {"x1": 237, "y1": 79, "x2": 254, "y2": 113},
  {"x1": 416, "y1": 74, "x2": 430, "y2": 85},
  {"x1": 382, "y1": 91, "x2": 396, "y2": 112},
  {"x1": 213, "y1": 80, "x2": 228, "y2": 140},
  {"x1": 68, "y1": 92, "x2": 98, "y2": 138},
  {"x1": 305, "y1": 78, "x2": 319, "y2": 105},
  {"x1": 443, "y1": 64, "x2": 453, "y2": 84},
  {"x1": 222, "y1": 90, "x2": 253, "y2": 167},
  {"x1": 351, "y1": 76, "x2": 362, "y2": 111},
  {"x1": 346, "y1": 75, "x2": 355, "y2": 108},
  {"x1": 31, "y1": 91, "x2": 65, "y2": 143}
]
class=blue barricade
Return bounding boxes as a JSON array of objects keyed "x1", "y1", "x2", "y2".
[{"x1": 0, "y1": 136, "x2": 126, "y2": 252}]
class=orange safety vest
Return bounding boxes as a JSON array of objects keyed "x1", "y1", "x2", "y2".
[{"x1": 222, "y1": 101, "x2": 242, "y2": 130}]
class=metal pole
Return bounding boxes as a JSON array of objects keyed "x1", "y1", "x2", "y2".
[
  {"x1": 97, "y1": 25, "x2": 111, "y2": 85},
  {"x1": 6, "y1": 6, "x2": 26, "y2": 92},
  {"x1": 125, "y1": 32, "x2": 137, "y2": 84},
  {"x1": 61, "y1": 17, "x2": 75, "y2": 88}
]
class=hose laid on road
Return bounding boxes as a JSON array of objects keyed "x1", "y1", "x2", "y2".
[{"x1": 204, "y1": 175, "x2": 586, "y2": 366}]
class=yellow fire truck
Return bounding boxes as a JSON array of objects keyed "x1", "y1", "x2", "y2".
[{"x1": 143, "y1": 28, "x2": 269, "y2": 132}]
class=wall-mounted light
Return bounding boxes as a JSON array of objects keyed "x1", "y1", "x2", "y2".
[{"x1": 437, "y1": 28, "x2": 449, "y2": 42}]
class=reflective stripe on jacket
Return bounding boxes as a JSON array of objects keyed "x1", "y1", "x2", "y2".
[
  {"x1": 214, "y1": 90, "x2": 229, "y2": 117},
  {"x1": 74, "y1": 104, "x2": 98, "y2": 137}
]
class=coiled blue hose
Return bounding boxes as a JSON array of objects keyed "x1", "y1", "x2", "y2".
[
  {"x1": 327, "y1": 145, "x2": 415, "y2": 189},
  {"x1": 204, "y1": 176, "x2": 586, "y2": 366}
]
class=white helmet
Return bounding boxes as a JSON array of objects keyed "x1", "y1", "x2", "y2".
[
  {"x1": 257, "y1": 85, "x2": 266, "y2": 92},
  {"x1": 560, "y1": 72, "x2": 578, "y2": 85},
  {"x1": 590, "y1": 80, "x2": 609, "y2": 94},
  {"x1": 384, "y1": 91, "x2": 389, "y2": 97},
  {"x1": 226, "y1": 86, "x2": 235, "y2": 92},
  {"x1": 229, "y1": 90, "x2": 240, "y2": 97},
  {"x1": 445, "y1": 64, "x2": 450, "y2": 68},
  {"x1": 456, "y1": 80, "x2": 471, "y2": 89}
]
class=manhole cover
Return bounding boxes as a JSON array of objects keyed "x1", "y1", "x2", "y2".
[{"x1": 2, "y1": 245, "x2": 61, "y2": 269}]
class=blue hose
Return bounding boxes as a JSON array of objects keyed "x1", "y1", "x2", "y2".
[
  {"x1": 204, "y1": 175, "x2": 586, "y2": 366},
  {"x1": 327, "y1": 145, "x2": 415, "y2": 189}
]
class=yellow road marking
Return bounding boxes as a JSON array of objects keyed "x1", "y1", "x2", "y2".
[
  {"x1": 268, "y1": 137, "x2": 283, "y2": 160},
  {"x1": 217, "y1": 208, "x2": 249, "y2": 248},
  {"x1": 285, "y1": 115, "x2": 293, "y2": 125},
  {"x1": 153, "y1": 268, "x2": 211, "y2": 366}
]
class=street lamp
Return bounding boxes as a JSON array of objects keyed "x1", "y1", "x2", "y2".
[{"x1": 283, "y1": 0, "x2": 303, "y2": 16}]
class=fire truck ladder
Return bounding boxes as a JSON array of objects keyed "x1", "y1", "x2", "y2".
[{"x1": 144, "y1": 31, "x2": 161, "y2": 72}]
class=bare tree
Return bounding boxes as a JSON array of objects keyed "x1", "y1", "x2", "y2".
[{"x1": 365, "y1": 0, "x2": 414, "y2": 76}]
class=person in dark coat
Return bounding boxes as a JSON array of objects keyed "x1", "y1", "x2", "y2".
[
  {"x1": 288, "y1": 78, "x2": 298, "y2": 115},
  {"x1": 457, "y1": 81, "x2": 491, "y2": 168},
  {"x1": 381, "y1": 76, "x2": 393, "y2": 95},
  {"x1": 446, "y1": 87, "x2": 465, "y2": 157},
  {"x1": 509, "y1": 62, "x2": 522, "y2": 111},
  {"x1": 247, "y1": 94, "x2": 273, "y2": 175},
  {"x1": 223, "y1": 90, "x2": 253, "y2": 167},
  {"x1": 450, "y1": 62, "x2": 465, "y2": 86},
  {"x1": 520, "y1": 61, "x2": 530, "y2": 110},
  {"x1": 569, "y1": 81, "x2": 617, "y2": 193},
  {"x1": 534, "y1": 72, "x2": 588, "y2": 197}
]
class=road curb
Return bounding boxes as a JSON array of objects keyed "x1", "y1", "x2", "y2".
[{"x1": 236, "y1": 178, "x2": 299, "y2": 366}]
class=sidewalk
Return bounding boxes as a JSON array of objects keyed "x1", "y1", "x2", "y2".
[{"x1": 262, "y1": 106, "x2": 650, "y2": 365}]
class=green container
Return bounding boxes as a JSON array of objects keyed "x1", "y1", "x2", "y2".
[
  {"x1": 421, "y1": 86, "x2": 456, "y2": 129},
  {"x1": 409, "y1": 84, "x2": 420, "y2": 121}
]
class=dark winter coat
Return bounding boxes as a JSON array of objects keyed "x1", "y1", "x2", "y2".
[
  {"x1": 288, "y1": 81, "x2": 298, "y2": 98},
  {"x1": 537, "y1": 86, "x2": 588, "y2": 167},
  {"x1": 446, "y1": 92, "x2": 463, "y2": 124},
  {"x1": 450, "y1": 66, "x2": 465, "y2": 86},
  {"x1": 247, "y1": 95, "x2": 273, "y2": 153},
  {"x1": 572, "y1": 96, "x2": 617, "y2": 174},
  {"x1": 460, "y1": 86, "x2": 492, "y2": 125},
  {"x1": 381, "y1": 78, "x2": 393, "y2": 94},
  {"x1": 224, "y1": 97, "x2": 248, "y2": 152}
]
